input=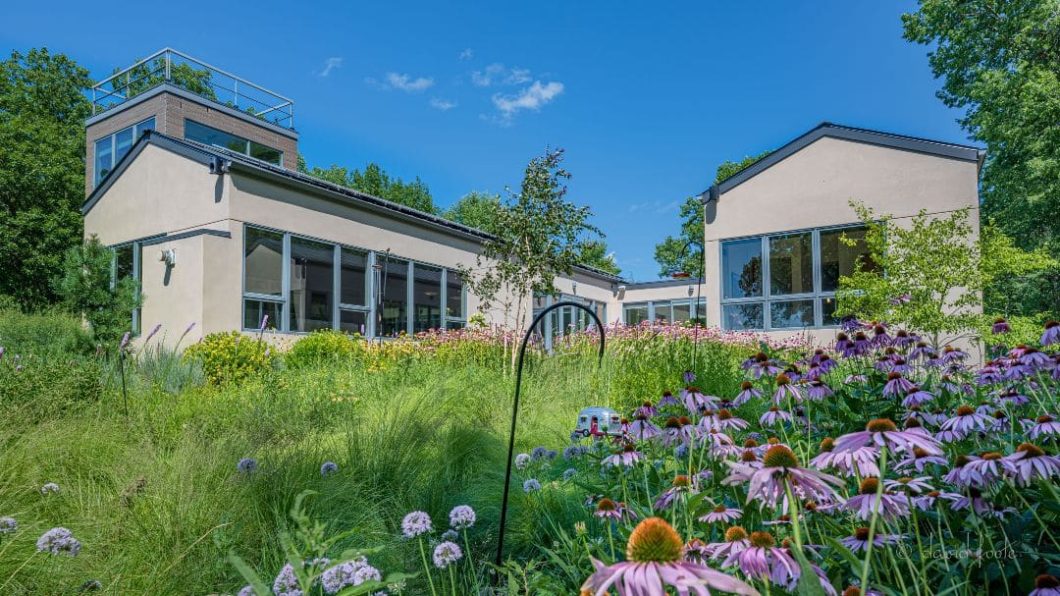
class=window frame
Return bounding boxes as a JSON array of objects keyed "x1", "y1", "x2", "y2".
[
  {"x1": 718, "y1": 223, "x2": 870, "y2": 331},
  {"x1": 94, "y1": 117, "x2": 156, "y2": 187},
  {"x1": 240, "y1": 224, "x2": 463, "y2": 337},
  {"x1": 184, "y1": 119, "x2": 283, "y2": 166},
  {"x1": 621, "y1": 298, "x2": 705, "y2": 326},
  {"x1": 110, "y1": 241, "x2": 142, "y2": 335}
]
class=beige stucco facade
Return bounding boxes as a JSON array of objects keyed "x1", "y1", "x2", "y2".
[{"x1": 702, "y1": 129, "x2": 981, "y2": 346}]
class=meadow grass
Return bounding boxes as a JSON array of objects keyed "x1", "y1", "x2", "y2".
[{"x1": 0, "y1": 310, "x2": 750, "y2": 594}]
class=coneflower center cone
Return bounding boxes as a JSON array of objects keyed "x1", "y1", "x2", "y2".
[
  {"x1": 762, "y1": 444, "x2": 799, "y2": 468},
  {"x1": 749, "y1": 531, "x2": 775, "y2": 548},
  {"x1": 625, "y1": 517, "x2": 683, "y2": 563}
]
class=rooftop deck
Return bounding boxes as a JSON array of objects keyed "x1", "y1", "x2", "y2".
[{"x1": 88, "y1": 48, "x2": 295, "y2": 129}]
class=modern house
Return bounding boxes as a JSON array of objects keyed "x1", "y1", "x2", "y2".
[
  {"x1": 82, "y1": 50, "x2": 697, "y2": 347},
  {"x1": 82, "y1": 50, "x2": 981, "y2": 348},
  {"x1": 698, "y1": 123, "x2": 983, "y2": 343}
]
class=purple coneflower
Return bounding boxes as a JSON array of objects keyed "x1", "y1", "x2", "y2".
[
  {"x1": 629, "y1": 413, "x2": 660, "y2": 441},
  {"x1": 1030, "y1": 415, "x2": 1060, "y2": 440},
  {"x1": 901, "y1": 386, "x2": 934, "y2": 408},
  {"x1": 703, "y1": 408, "x2": 750, "y2": 433},
  {"x1": 893, "y1": 329, "x2": 917, "y2": 348},
  {"x1": 659, "y1": 416, "x2": 697, "y2": 447},
  {"x1": 1003, "y1": 443, "x2": 1060, "y2": 486},
  {"x1": 724, "y1": 451, "x2": 765, "y2": 486},
  {"x1": 840, "y1": 527, "x2": 903, "y2": 553},
  {"x1": 832, "y1": 418, "x2": 943, "y2": 456},
  {"x1": 844, "y1": 478, "x2": 910, "y2": 521},
  {"x1": 1031, "y1": 574, "x2": 1060, "y2": 596},
  {"x1": 835, "y1": 332, "x2": 853, "y2": 355},
  {"x1": 871, "y1": 323, "x2": 892, "y2": 347},
  {"x1": 602, "y1": 444, "x2": 644, "y2": 468},
  {"x1": 401, "y1": 511, "x2": 432, "y2": 538},
  {"x1": 759, "y1": 406, "x2": 793, "y2": 427},
  {"x1": 884, "y1": 476, "x2": 934, "y2": 494},
  {"x1": 594, "y1": 497, "x2": 637, "y2": 522},
  {"x1": 961, "y1": 452, "x2": 1005, "y2": 487},
  {"x1": 911, "y1": 489, "x2": 963, "y2": 511},
  {"x1": 908, "y1": 341, "x2": 934, "y2": 361},
  {"x1": 894, "y1": 446, "x2": 948, "y2": 473},
  {"x1": 941, "y1": 345, "x2": 968, "y2": 364},
  {"x1": 735, "y1": 531, "x2": 799, "y2": 589},
  {"x1": 635, "y1": 400, "x2": 657, "y2": 418},
  {"x1": 991, "y1": 318, "x2": 1010, "y2": 334},
  {"x1": 749, "y1": 352, "x2": 782, "y2": 378},
  {"x1": 883, "y1": 372, "x2": 914, "y2": 398},
  {"x1": 806, "y1": 381, "x2": 833, "y2": 401},
  {"x1": 432, "y1": 541, "x2": 463, "y2": 568},
  {"x1": 704, "y1": 525, "x2": 751, "y2": 563},
  {"x1": 36, "y1": 527, "x2": 81, "y2": 557},
  {"x1": 1041, "y1": 321, "x2": 1060, "y2": 346},
  {"x1": 681, "y1": 386, "x2": 714, "y2": 414},
  {"x1": 996, "y1": 388, "x2": 1030, "y2": 407},
  {"x1": 658, "y1": 390, "x2": 681, "y2": 408},
  {"x1": 449, "y1": 505, "x2": 476, "y2": 529},
  {"x1": 772, "y1": 373, "x2": 802, "y2": 404},
  {"x1": 580, "y1": 517, "x2": 760, "y2": 596},
  {"x1": 745, "y1": 444, "x2": 842, "y2": 507},
  {"x1": 940, "y1": 404, "x2": 993, "y2": 435},
  {"x1": 1022, "y1": 347, "x2": 1053, "y2": 369},
  {"x1": 699, "y1": 504, "x2": 742, "y2": 524},
  {"x1": 733, "y1": 381, "x2": 762, "y2": 407},
  {"x1": 654, "y1": 475, "x2": 696, "y2": 510}
]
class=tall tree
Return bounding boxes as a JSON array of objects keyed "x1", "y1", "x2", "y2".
[
  {"x1": 305, "y1": 162, "x2": 438, "y2": 214},
  {"x1": 0, "y1": 48, "x2": 92, "y2": 308},
  {"x1": 444, "y1": 191, "x2": 503, "y2": 233},
  {"x1": 575, "y1": 239, "x2": 621, "y2": 276},
  {"x1": 653, "y1": 151, "x2": 770, "y2": 278},
  {"x1": 903, "y1": 0, "x2": 1060, "y2": 313},
  {"x1": 459, "y1": 148, "x2": 602, "y2": 332}
]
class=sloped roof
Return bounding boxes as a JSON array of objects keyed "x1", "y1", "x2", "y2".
[
  {"x1": 83, "y1": 130, "x2": 625, "y2": 282},
  {"x1": 701, "y1": 122, "x2": 984, "y2": 202}
]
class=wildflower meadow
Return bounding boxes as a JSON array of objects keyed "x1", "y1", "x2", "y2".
[{"x1": 1, "y1": 306, "x2": 1059, "y2": 595}]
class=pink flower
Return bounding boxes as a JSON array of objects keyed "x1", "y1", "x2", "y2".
[
  {"x1": 843, "y1": 478, "x2": 910, "y2": 520},
  {"x1": 733, "y1": 381, "x2": 762, "y2": 407},
  {"x1": 698, "y1": 504, "x2": 742, "y2": 524},
  {"x1": 629, "y1": 414, "x2": 661, "y2": 441},
  {"x1": 1030, "y1": 415, "x2": 1060, "y2": 440},
  {"x1": 1003, "y1": 443, "x2": 1060, "y2": 486},
  {"x1": 940, "y1": 405, "x2": 993, "y2": 434},
  {"x1": 759, "y1": 406, "x2": 793, "y2": 427},
  {"x1": 833, "y1": 418, "x2": 942, "y2": 456},
  {"x1": 840, "y1": 527, "x2": 903, "y2": 553},
  {"x1": 810, "y1": 438, "x2": 880, "y2": 477},
  {"x1": 744, "y1": 445, "x2": 843, "y2": 507},
  {"x1": 580, "y1": 517, "x2": 760, "y2": 596},
  {"x1": 602, "y1": 444, "x2": 644, "y2": 468}
]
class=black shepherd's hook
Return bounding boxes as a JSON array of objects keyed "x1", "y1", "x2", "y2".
[{"x1": 494, "y1": 301, "x2": 606, "y2": 569}]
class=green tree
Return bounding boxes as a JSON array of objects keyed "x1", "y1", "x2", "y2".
[
  {"x1": 835, "y1": 202, "x2": 1055, "y2": 345},
  {"x1": 653, "y1": 151, "x2": 770, "y2": 277},
  {"x1": 903, "y1": 0, "x2": 1060, "y2": 313},
  {"x1": 305, "y1": 162, "x2": 438, "y2": 213},
  {"x1": 0, "y1": 48, "x2": 91, "y2": 308},
  {"x1": 444, "y1": 191, "x2": 503, "y2": 233},
  {"x1": 575, "y1": 239, "x2": 621, "y2": 276},
  {"x1": 459, "y1": 148, "x2": 602, "y2": 333},
  {"x1": 56, "y1": 236, "x2": 141, "y2": 346}
]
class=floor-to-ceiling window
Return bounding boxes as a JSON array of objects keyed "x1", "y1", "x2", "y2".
[
  {"x1": 413, "y1": 264, "x2": 443, "y2": 332},
  {"x1": 719, "y1": 224, "x2": 874, "y2": 330},
  {"x1": 289, "y1": 237, "x2": 334, "y2": 332},
  {"x1": 378, "y1": 256, "x2": 409, "y2": 336},
  {"x1": 111, "y1": 241, "x2": 143, "y2": 335},
  {"x1": 622, "y1": 299, "x2": 705, "y2": 326}
]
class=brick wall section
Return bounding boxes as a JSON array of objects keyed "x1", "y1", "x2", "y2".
[{"x1": 85, "y1": 90, "x2": 299, "y2": 196}]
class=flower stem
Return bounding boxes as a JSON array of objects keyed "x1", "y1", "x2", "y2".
[
  {"x1": 859, "y1": 447, "x2": 888, "y2": 593},
  {"x1": 418, "y1": 537, "x2": 438, "y2": 596}
]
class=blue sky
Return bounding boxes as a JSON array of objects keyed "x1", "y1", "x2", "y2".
[{"x1": 3, "y1": 0, "x2": 968, "y2": 281}]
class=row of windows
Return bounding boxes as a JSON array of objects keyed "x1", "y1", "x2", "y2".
[
  {"x1": 184, "y1": 120, "x2": 283, "y2": 166},
  {"x1": 243, "y1": 226, "x2": 465, "y2": 336},
  {"x1": 719, "y1": 225, "x2": 875, "y2": 331},
  {"x1": 94, "y1": 117, "x2": 156, "y2": 186},
  {"x1": 623, "y1": 298, "x2": 706, "y2": 326},
  {"x1": 532, "y1": 294, "x2": 608, "y2": 338}
]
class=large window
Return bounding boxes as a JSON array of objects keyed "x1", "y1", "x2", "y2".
[
  {"x1": 719, "y1": 225, "x2": 875, "y2": 330},
  {"x1": 622, "y1": 299, "x2": 705, "y2": 325},
  {"x1": 111, "y1": 242, "x2": 143, "y2": 335},
  {"x1": 532, "y1": 294, "x2": 608, "y2": 350},
  {"x1": 94, "y1": 117, "x2": 155, "y2": 186},
  {"x1": 185, "y1": 120, "x2": 282, "y2": 165},
  {"x1": 241, "y1": 225, "x2": 464, "y2": 336}
]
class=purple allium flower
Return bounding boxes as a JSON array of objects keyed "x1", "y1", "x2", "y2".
[
  {"x1": 841, "y1": 527, "x2": 903, "y2": 553},
  {"x1": 320, "y1": 558, "x2": 381, "y2": 594},
  {"x1": 940, "y1": 405, "x2": 993, "y2": 435},
  {"x1": 699, "y1": 504, "x2": 742, "y2": 524},
  {"x1": 401, "y1": 511, "x2": 432, "y2": 538},
  {"x1": 432, "y1": 540, "x2": 463, "y2": 568},
  {"x1": 320, "y1": 461, "x2": 338, "y2": 477},
  {"x1": 0, "y1": 516, "x2": 16, "y2": 534},
  {"x1": 744, "y1": 445, "x2": 842, "y2": 507},
  {"x1": 514, "y1": 453, "x2": 530, "y2": 470},
  {"x1": 602, "y1": 444, "x2": 644, "y2": 468},
  {"x1": 991, "y1": 318, "x2": 1010, "y2": 334},
  {"x1": 522, "y1": 479, "x2": 541, "y2": 493},
  {"x1": 563, "y1": 445, "x2": 589, "y2": 460},
  {"x1": 844, "y1": 478, "x2": 910, "y2": 520},
  {"x1": 36, "y1": 527, "x2": 81, "y2": 557},
  {"x1": 629, "y1": 413, "x2": 661, "y2": 441},
  {"x1": 441, "y1": 529, "x2": 458, "y2": 541},
  {"x1": 759, "y1": 406, "x2": 792, "y2": 427},
  {"x1": 1003, "y1": 443, "x2": 1060, "y2": 486},
  {"x1": 272, "y1": 563, "x2": 302, "y2": 596},
  {"x1": 448, "y1": 505, "x2": 476, "y2": 529},
  {"x1": 1041, "y1": 321, "x2": 1060, "y2": 346},
  {"x1": 259, "y1": 314, "x2": 270, "y2": 333},
  {"x1": 1031, "y1": 574, "x2": 1060, "y2": 596},
  {"x1": 833, "y1": 418, "x2": 942, "y2": 456},
  {"x1": 80, "y1": 580, "x2": 103, "y2": 591},
  {"x1": 683, "y1": 370, "x2": 696, "y2": 384},
  {"x1": 562, "y1": 468, "x2": 578, "y2": 481},
  {"x1": 733, "y1": 381, "x2": 762, "y2": 407},
  {"x1": 580, "y1": 518, "x2": 759, "y2": 596},
  {"x1": 40, "y1": 482, "x2": 60, "y2": 495},
  {"x1": 237, "y1": 458, "x2": 258, "y2": 474}
]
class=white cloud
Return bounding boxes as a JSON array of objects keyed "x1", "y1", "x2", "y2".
[
  {"x1": 317, "y1": 57, "x2": 343, "y2": 77},
  {"x1": 471, "y1": 63, "x2": 532, "y2": 87},
  {"x1": 378, "y1": 72, "x2": 435, "y2": 93},
  {"x1": 429, "y1": 97, "x2": 458, "y2": 111},
  {"x1": 459, "y1": 48, "x2": 474, "y2": 60},
  {"x1": 492, "y1": 80, "x2": 564, "y2": 119}
]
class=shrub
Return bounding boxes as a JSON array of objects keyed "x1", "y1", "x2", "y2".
[
  {"x1": 0, "y1": 307, "x2": 92, "y2": 359},
  {"x1": 0, "y1": 357, "x2": 102, "y2": 423},
  {"x1": 184, "y1": 331, "x2": 272, "y2": 385},
  {"x1": 285, "y1": 329, "x2": 364, "y2": 369},
  {"x1": 56, "y1": 236, "x2": 141, "y2": 346}
]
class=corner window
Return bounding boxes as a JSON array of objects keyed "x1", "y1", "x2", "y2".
[
  {"x1": 185, "y1": 119, "x2": 282, "y2": 166},
  {"x1": 719, "y1": 225, "x2": 875, "y2": 331},
  {"x1": 94, "y1": 117, "x2": 155, "y2": 186}
]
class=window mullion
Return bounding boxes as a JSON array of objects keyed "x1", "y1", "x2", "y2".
[
  {"x1": 332, "y1": 244, "x2": 341, "y2": 331},
  {"x1": 761, "y1": 236, "x2": 771, "y2": 331},
  {"x1": 281, "y1": 233, "x2": 291, "y2": 333}
]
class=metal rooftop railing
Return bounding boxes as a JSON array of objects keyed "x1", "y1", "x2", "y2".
[{"x1": 89, "y1": 48, "x2": 295, "y2": 129}]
